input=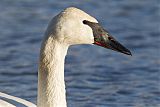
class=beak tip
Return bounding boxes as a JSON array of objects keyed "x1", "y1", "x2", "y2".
[
  {"x1": 129, "y1": 52, "x2": 132, "y2": 56},
  {"x1": 125, "y1": 50, "x2": 132, "y2": 56},
  {"x1": 128, "y1": 53, "x2": 132, "y2": 56}
]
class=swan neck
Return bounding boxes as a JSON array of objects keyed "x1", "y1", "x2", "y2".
[{"x1": 38, "y1": 38, "x2": 68, "y2": 107}]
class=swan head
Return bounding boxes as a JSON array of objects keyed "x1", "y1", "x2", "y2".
[{"x1": 48, "y1": 7, "x2": 131, "y2": 55}]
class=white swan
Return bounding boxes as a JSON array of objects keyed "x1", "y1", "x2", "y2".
[{"x1": 0, "y1": 7, "x2": 131, "y2": 107}]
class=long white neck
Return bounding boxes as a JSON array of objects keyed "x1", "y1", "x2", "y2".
[{"x1": 37, "y1": 36, "x2": 69, "y2": 107}]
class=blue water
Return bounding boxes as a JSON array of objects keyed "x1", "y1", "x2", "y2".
[{"x1": 0, "y1": 0, "x2": 159, "y2": 107}]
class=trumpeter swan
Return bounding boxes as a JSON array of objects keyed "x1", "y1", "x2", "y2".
[{"x1": 0, "y1": 7, "x2": 131, "y2": 107}]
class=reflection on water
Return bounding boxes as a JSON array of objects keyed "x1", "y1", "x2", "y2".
[{"x1": 0, "y1": 0, "x2": 159, "y2": 107}]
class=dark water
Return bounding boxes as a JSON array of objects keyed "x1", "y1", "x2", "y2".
[{"x1": 0, "y1": 0, "x2": 159, "y2": 107}]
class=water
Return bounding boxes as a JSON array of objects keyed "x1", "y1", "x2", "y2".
[{"x1": 0, "y1": 0, "x2": 159, "y2": 107}]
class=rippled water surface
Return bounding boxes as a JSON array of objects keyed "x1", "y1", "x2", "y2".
[{"x1": 0, "y1": 0, "x2": 159, "y2": 107}]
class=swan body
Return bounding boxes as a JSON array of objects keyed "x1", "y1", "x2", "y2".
[
  {"x1": 0, "y1": 92, "x2": 36, "y2": 107},
  {"x1": 0, "y1": 99, "x2": 16, "y2": 107},
  {"x1": 0, "y1": 7, "x2": 131, "y2": 107}
]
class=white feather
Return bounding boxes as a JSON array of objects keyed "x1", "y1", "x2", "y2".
[{"x1": 0, "y1": 7, "x2": 98, "y2": 107}]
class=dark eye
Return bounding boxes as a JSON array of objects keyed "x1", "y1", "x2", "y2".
[{"x1": 83, "y1": 20, "x2": 88, "y2": 24}]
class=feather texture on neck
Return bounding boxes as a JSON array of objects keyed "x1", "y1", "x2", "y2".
[{"x1": 38, "y1": 36, "x2": 69, "y2": 107}]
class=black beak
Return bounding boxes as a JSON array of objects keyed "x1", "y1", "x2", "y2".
[
  {"x1": 83, "y1": 20, "x2": 132, "y2": 55},
  {"x1": 94, "y1": 34, "x2": 132, "y2": 55}
]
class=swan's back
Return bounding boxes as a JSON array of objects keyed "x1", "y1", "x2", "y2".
[
  {"x1": 0, "y1": 99, "x2": 16, "y2": 107},
  {"x1": 0, "y1": 92, "x2": 36, "y2": 107}
]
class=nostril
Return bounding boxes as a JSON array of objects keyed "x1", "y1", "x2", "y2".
[
  {"x1": 108, "y1": 36, "x2": 115, "y2": 41},
  {"x1": 108, "y1": 36, "x2": 111, "y2": 40}
]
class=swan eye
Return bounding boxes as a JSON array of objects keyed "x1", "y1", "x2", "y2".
[{"x1": 83, "y1": 20, "x2": 88, "y2": 24}]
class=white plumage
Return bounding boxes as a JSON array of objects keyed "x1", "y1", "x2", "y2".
[
  {"x1": 0, "y1": 7, "x2": 131, "y2": 107},
  {"x1": 0, "y1": 7, "x2": 99, "y2": 107}
]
